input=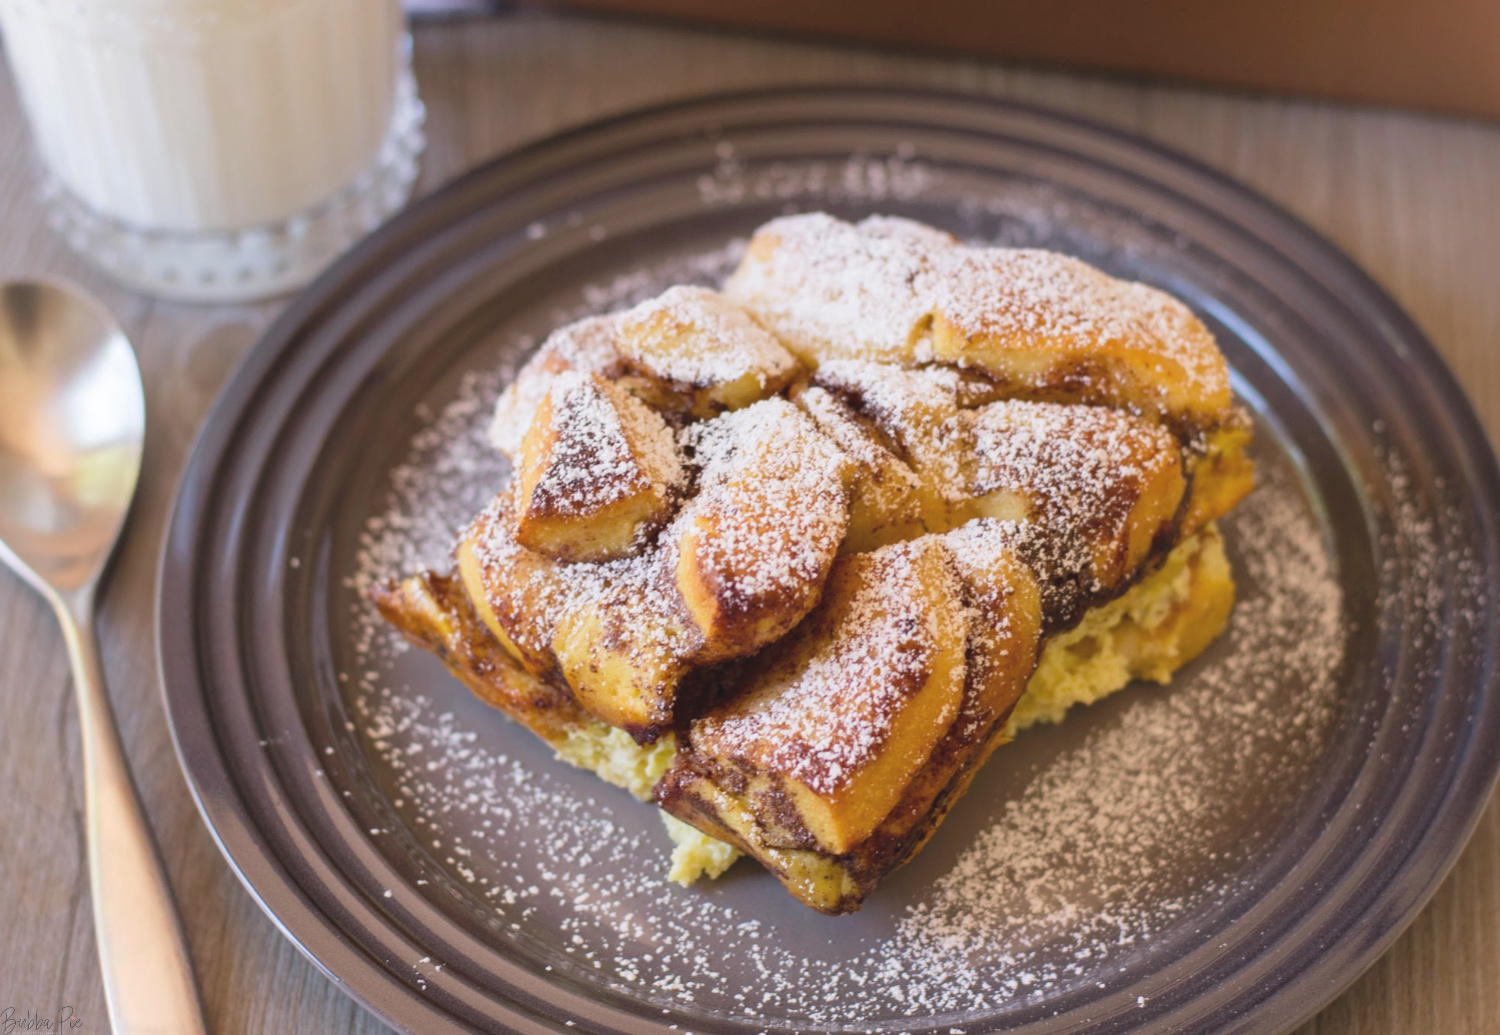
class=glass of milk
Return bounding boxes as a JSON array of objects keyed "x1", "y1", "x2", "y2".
[{"x1": 0, "y1": 0, "x2": 426, "y2": 302}]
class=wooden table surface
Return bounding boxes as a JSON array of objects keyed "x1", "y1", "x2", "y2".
[{"x1": 2, "y1": 11, "x2": 1498, "y2": 1034}]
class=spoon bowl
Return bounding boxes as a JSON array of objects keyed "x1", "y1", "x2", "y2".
[
  {"x1": 0, "y1": 280, "x2": 144, "y2": 596},
  {"x1": 0, "y1": 277, "x2": 205, "y2": 1033}
]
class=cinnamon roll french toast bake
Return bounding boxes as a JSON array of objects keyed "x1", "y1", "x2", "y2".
[{"x1": 371, "y1": 213, "x2": 1255, "y2": 915}]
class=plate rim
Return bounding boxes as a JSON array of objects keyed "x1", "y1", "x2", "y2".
[{"x1": 156, "y1": 84, "x2": 1500, "y2": 1035}]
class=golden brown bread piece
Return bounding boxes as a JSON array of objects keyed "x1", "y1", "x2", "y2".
[
  {"x1": 658, "y1": 524, "x2": 1232, "y2": 914},
  {"x1": 370, "y1": 570, "x2": 587, "y2": 746},
  {"x1": 457, "y1": 495, "x2": 703, "y2": 739},
  {"x1": 512, "y1": 370, "x2": 685, "y2": 562},
  {"x1": 456, "y1": 498, "x2": 570, "y2": 681},
  {"x1": 459, "y1": 398, "x2": 856, "y2": 741},
  {"x1": 375, "y1": 212, "x2": 1257, "y2": 914},
  {"x1": 549, "y1": 560, "x2": 703, "y2": 738},
  {"x1": 488, "y1": 315, "x2": 626, "y2": 458},
  {"x1": 673, "y1": 399, "x2": 853, "y2": 663},
  {"x1": 615, "y1": 285, "x2": 800, "y2": 417},
  {"x1": 793, "y1": 385, "x2": 931, "y2": 553},
  {"x1": 683, "y1": 536, "x2": 971, "y2": 856},
  {"x1": 811, "y1": 360, "x2": 975, "y2": 516},
  {"x1": 491, "y1": 286, "x2": 800, "y2": 457},
  {"x1": 727, "y1": 212, "x2": 1233, "y2": 428},
  {"x1": 657, "y1": 526, "x2": 1044, "y2": 912},
  {"x1": 966, "y1": 398, "x2": 1189, "y2": 625},
  {"x1": 1184, "y1": 415, "x2": 1257, "y2": 534}
]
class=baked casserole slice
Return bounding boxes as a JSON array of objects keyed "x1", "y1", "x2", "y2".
[{"x1": 372, "y1": 213, "x2": 1254, "y2": 914}]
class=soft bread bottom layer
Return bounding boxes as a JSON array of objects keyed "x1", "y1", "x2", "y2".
[
  {"x1": 373, "y1": 526, "x2": 1231, "y2": 892},
  {"x1": 1008, "y1": 521, "x2": 1235, "y2": 735},
  {"x1": 553, "y1": 727, "x2": 740, "y2": 882}
]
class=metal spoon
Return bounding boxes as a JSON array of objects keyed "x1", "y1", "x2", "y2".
[{"x1": 0, "y1": 280, "x2": 206, "y2": 1034}]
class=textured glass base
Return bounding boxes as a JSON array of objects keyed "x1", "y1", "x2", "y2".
[{"x1": 42, "y1": 53, "x2": 426, "y2": 304}]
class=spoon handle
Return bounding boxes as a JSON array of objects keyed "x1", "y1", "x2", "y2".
[{"x1": 58, "y1": 600, "x2": 208, "y2": 1035}]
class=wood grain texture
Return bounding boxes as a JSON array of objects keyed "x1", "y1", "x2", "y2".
[
  {"x1": 554, "y1": 0, "x2": 1500, "y2": 122},
  {"x1": 0, "y1": 11, "x2": 1496, "y2": 1033}
]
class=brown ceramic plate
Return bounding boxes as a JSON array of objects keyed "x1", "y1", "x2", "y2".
[{"x1": 159, "y1": 88, "x2": 1500, "y2": 1034}]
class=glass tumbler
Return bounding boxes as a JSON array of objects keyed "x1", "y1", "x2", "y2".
[{"x1": 0, "y1": 0, "x2": 426, "y2": 302}]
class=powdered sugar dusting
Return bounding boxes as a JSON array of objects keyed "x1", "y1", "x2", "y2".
[
  {"x1": 815, "y1": 359, "x2": 974, "y2": 503},
  {"x1": 488, "y1": 315, "x2": 623, "y2": 458},
  {"x1": 941, "y1": 246, "x2": 1222, "y2": 389},
  {"x1": 341, "y1": 244, "x2": 1354, "y2": 1027},
  {"x1": 971, "y1": 399, "x2": 1181, "y2": 616},
  {"x1": 875, "y1": 477, "x2": 1346, "y2": 999},
  {"x1": 519, "y1": 369, "x2": 684, "y2": 519},
  {"x1": 678, "y1": 399, "x2": 851, "y2": 607},
  {"x1": 728, "y1": 213, "x2": 1230, "y2": 420},
  {"x1": 618, "y1": 284, "x2": 797, "y2": 388},
  {"x1": 693, "y1": 538, "x2": 965, "y2": 799},
  {"x1": 729, "y1": 212, "x2": 939, "y2": 364}
]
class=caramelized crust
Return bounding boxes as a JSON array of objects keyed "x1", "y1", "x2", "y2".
[
  {"x1": 371, "y1": 571, "x2": 587, "y2": 746},
  {"x1": 459, "y1": 495, "x2": 704, "y2": 740},
  {"x1": 684, "y1": 537, "x2": 970, "y2": 855},
  {"x1": 941, "y1": 522, "x2": 1047, "y2": 725},
  {"x1": 549, "y1": 551, "x2": 703, "y2": 737},
  {"x1": 812, "y1": 360, "x2": 974, "y2": 515},
  {"x1": 728, "y1": 212, "x2": 1233, "y2": 427},
  {"x1": 513, "y1": 371, "x2": 684, "y2": 562},
  {"x1": 457, "y1": 499, "x2": 569, "y2": 679},
  {"x1": 1184, "y1": 415, "x2": 1257, "y2": 534},
  {"x1": 966, "y1": 399, "x2": 1187, "y2": 624},
  {"x1": 658, "y1": 528, "x2": 1044, "y2": 912},
  {"x1": 489, "y1": 315, "x2": 625, "y2": 458},
  {"x1": 616, "y1": 285, "x2": 800, "y2": 417},
  {"x1": 675, "y1": 400, "x2": 852, "y2": 662},
  {"x1": 794, "y1": 386, "x2": 929, "y2": 553},
  {"x1": 375, "y1": 212, "x2": 1256, "y2": 914}
]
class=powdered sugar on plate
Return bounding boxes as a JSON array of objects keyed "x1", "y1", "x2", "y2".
[{"x1": 342, "y1": 244, "x2": 1352, "y2": 1028}]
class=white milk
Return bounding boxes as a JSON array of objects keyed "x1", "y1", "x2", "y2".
[
  {"x1": 0, "y1": 0, "x2": 403, "y2": 230},
  {"x1": 0, "y1": 0, "x2": 423, "y2": 300}
]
